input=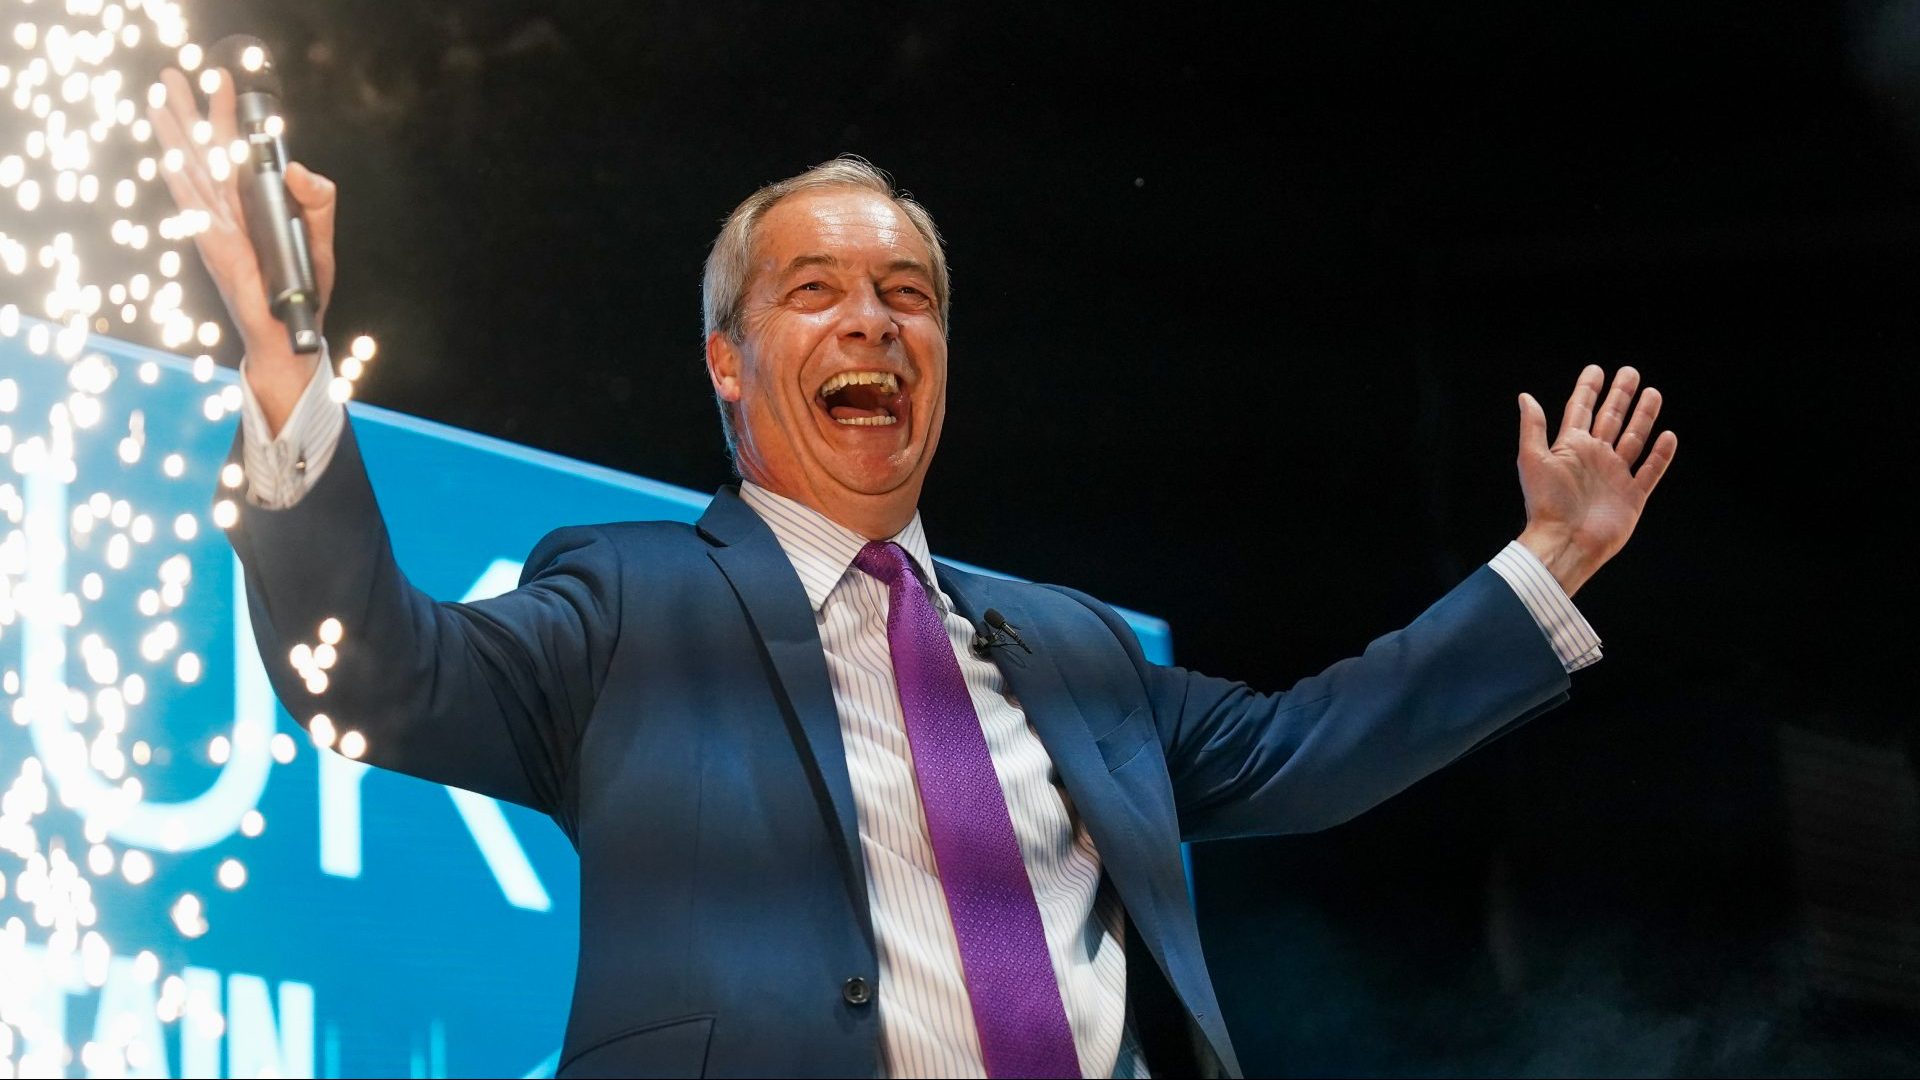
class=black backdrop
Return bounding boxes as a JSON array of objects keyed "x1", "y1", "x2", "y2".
[{"x1": 186, "y1": 1, "x2": 1920, "y2": 1073}]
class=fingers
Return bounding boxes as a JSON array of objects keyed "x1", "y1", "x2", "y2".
[
  {"x1": 1589, "y1": 366, "x2": 1640, "y2": 445},
  {"x1": 285, "y1": 163, "x2": 336, "y2": 231},
  {"x1": 1557, "y1": 364, "x2": 1605, "y2": 443},
  {"x1": 158, "y1": 66, "x2": 196, "y2": 125},
  {"x1": 160, "y1": 67, "x2": 207, "y2": 161},
  {"x1": 149, "y1": 70, "x2": 232, "y2": 228},
  {"x1": 146, "y1": 99, "x2": 211, "y2": 213},
  {"x1": 1614, "y1": 385, "x2": 1662, "y2": 465},
  {"x1": 205, "y1": 68, "x2": 240, "y2": 151},
  {"x1": 193, "y1": 69, "x2": 246, "y2": 231},
  {"x1": 285, "y1": 162, "x2": 338, "y2": 305},
  {"x1": 147, "y1": 67, "x2": 275, "y2": 341},
  {"x1": 1517, "y1": 392, "x2": 1549, "y2": 458},
  {"x1": 1633, "y1": 429, "x2": 1679, "y2": 501}
]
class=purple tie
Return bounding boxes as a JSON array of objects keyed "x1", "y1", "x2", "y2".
[{"x1": 854, "y1": 541, "x2": 1082, "y2": 1079}]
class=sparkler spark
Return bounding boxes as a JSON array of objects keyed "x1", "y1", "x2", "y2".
[{"x1": 1, "y1": 2, "x2": 380, "y2": 1070}]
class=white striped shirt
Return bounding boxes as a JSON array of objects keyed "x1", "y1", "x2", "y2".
[
  {"x1": 237, "y1": 349, "x2": 346, "y2": 510},
  {"x1": 738, "y1": 482, "x2": 1144, "y2": 1079},
  {"x1": 239, "y1": 354, "x2": 1601, "y2": 1078},
  {"x1": 1488, "y1": 544, "x2": 1602, "y2": 670}
]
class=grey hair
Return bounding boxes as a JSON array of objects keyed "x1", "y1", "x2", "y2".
[{"x1": 701, "y1": 155, "x2": 949, "y2": 459}]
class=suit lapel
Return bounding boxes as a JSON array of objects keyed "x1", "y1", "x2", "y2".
[
  {"x1": 939, "y1": 564, "x2": 1238, "y2": 1074},
  {"x1": 699, "y1": 490, "x2": 871, "y2": 935},
  {"x1": 933, "y1": 565, "x2": 1172, "y2": 955}
]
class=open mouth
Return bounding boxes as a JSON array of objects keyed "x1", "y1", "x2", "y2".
[{"x1": 817, "y1": 370, "x2": 903, "y2": 427}]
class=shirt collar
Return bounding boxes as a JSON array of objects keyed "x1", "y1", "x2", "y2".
[{"x1": 737, "y1": 482, "x2": 939, "y2": 613}]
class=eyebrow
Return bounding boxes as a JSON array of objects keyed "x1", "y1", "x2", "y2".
[
  {"x1": 781, "y1": 254, "x2": 840, "y2": 275},
  {"x1": 780, "y1": 254, "x2": 934, "y2": 280}
]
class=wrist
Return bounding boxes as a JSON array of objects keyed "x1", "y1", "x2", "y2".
[
  {"x1": 1516, "y1": 524, "x2": 1597, "y2": 598},
  {"x1": 241, "y1": 344, "x2": 326, "y2": 439}
]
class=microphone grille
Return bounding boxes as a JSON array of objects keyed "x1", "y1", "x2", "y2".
[{"x1": 206, "y1": 34, "x2": 283, "y2": 98}]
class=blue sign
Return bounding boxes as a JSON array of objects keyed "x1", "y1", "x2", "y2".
[{"x1": 0, "y1": 328, "x2": 1174, "y2": 1078}]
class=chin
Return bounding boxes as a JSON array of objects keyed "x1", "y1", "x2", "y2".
[
  {"x1": 829, "y1": 456, "x2": 924, "y2": 499},
  {"x1": 833, "y1": 471, "x2": 914, "y2": 499}
]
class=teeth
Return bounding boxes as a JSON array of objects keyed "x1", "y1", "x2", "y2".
[
  {"x1": 835, "y1": 415, "x2": 897, "y2": 426},
  {"x1": 819, "y1": 371, "x2": 900, "y2": 397}
]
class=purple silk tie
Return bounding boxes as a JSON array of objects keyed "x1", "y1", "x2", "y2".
[{"x1": 853, "y1": 541, "x2": 1083, "y2": 1079}]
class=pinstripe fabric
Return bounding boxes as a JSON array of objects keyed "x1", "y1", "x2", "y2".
[
  {"x1": 237, "y1": 348, "x2": 344, "y2": 510},
  {"x1": 740, "y1": 484, "x2": 1143, "y2": 1080},
  {"x1": 1488, "y1": 542, "x2": 1602, "y2": 671}
]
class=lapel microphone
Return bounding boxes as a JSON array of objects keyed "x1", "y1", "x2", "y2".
[{"x1": 971, "y1": 608, "x2": 1033, "y2": 657}]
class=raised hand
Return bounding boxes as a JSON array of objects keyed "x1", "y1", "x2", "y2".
[
  {"x1": 1515, "y1": 365, "x2": 1678, "y2": 597},
  {"x1": 147, "y1": 66, "x2": 337, "y2": 433}
]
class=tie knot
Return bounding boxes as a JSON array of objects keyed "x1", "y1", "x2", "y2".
[{"x1": 853, "y1": 540, "x2": 915, "y2": 587}]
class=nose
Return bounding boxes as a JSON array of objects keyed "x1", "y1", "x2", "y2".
[{"x1": 838, "y1": 284, "x2": 898, "y2": 347}]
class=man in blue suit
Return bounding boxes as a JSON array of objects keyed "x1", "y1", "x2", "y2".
[{"x1": 157, "y1": 69, "x2": 1676, "y2": 1079}]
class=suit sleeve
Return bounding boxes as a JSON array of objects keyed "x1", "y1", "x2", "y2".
[
  {"x1": 1054, "y1": 567, "x2": 1571, "y2": 841},
  {"x1": 224, "y1": 417, "x2": 621, "y2": 814}
]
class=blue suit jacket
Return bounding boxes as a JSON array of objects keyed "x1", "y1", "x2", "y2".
[{"x1": 227, "y1": 421, "x2": 1571, "y2": 1078}]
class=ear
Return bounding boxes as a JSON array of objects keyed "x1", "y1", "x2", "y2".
[{"x1": 705, "y1": 331, "x2": 743, "y2": 404}]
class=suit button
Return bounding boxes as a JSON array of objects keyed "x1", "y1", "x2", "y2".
[{"x1": 842, "y1": 976, "x2": 872, "y2": 1006}]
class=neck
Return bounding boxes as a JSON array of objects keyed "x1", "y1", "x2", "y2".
[{"x1": 742, "y1": 476, "x2": 919, "y2": 541}]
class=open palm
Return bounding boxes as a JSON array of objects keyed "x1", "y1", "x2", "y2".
[{"x1": 1516, "y1": 365, "x2": 1678, "y2": 597}]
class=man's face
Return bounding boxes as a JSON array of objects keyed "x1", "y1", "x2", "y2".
[{"x1": 707, "y1": 187, "x2": 947, "y2": 538}]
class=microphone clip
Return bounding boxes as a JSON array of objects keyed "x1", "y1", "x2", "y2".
[{"x1": 971, "y1": 608, "x2": 1033, "y2": 657}]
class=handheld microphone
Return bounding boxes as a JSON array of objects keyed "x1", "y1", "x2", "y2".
[
  {"x1": 971, "y1": 608, "x2": 1032, "y2": 656},
  {"x1": 208, "y1": 35, "x2": 321, "y2": 354}
]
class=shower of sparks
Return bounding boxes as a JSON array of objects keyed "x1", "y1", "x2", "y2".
[{"x1": 1, "y1": 0, "x2": 378, "y2": 1070}]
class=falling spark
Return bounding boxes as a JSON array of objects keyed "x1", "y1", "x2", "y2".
[
  {"x1": 168, "y1": 892, "x2": 205, "y2": 938},
  {"x1": 0, "y1": 5, "x2": 379, "y2": 1072}
]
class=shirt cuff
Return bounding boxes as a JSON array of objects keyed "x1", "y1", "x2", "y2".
[
  {"x1": 1487, "y1": 540, "x2": 1602, "y2": 672},
  {"x1": 237, "y1": 345, "x2": 345, "y2": 510}
]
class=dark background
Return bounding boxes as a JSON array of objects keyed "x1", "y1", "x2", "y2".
[{"x1": 188, "y1": 1, "x2": 1920, "y2": 1074}]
